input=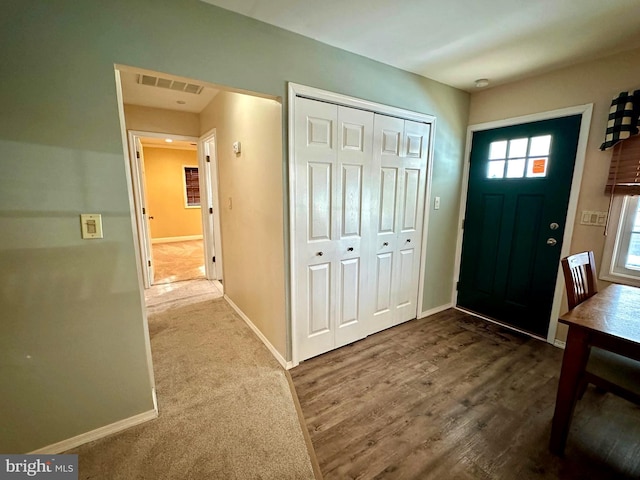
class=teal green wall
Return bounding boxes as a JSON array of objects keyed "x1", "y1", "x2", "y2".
[{"x1": 0, "y1": 0, "x2": 469, "y2": 452}]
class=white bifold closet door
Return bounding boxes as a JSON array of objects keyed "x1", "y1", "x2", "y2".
[
  {"x1": 294, "y1": 97, "x2": 430, "y2": 362},
  {"x1": 294, "y1": 98, "x2": 374, "y2": 361},
  {"x1": 367, "y1": 115, "x2": 430, "y2": 334}
]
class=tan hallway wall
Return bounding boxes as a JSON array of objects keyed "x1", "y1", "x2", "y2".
[
  {"x1": 143, "y1": 147, "x2": 202, "y2": 240},
  {"x1": 468, "y1": 47, "x2": 640, "y2": 342},
  {"x1": 200, "y1": 92, "x2": 286, "y2": 355},
  {"x1": 123, "y1": 104, "x2": 200, "y2": 137}
]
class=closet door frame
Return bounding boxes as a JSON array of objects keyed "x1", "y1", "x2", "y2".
[{"x1": 287, "y1": 83, "x2": 436, "y2": 366}]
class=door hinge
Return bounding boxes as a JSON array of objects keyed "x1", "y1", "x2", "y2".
[
  {"x1": 148, "y1": 260, "x2": 151, "y2": 267},
  {"x1": 206, "y1": 155, "x2": 211, "y2": 163},
  {"x1": 136, "y1": 151, "x2": 140, "y2": 159},
  {"x1": 212, "y1": 256, "x2": 216, "y2": 263},
  {"x1": 462, "y1": 218, "x2": 465, "y2": 229},
  {"x1": 456, "y1": 281, "x2": 459, "y2": 291},
  {"x1": 209, "y1": 207, "x2": 213, "y2": 214},
  {"x1": 142, "y1": 207, "x2": 146, "y2": 214}
]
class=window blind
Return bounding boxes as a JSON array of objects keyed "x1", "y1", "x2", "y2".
[{"x1": 606, "y1": 134, "x2": 640, "y2": 195}]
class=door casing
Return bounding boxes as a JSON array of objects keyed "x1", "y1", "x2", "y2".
[
  {"x1": 127, "y1": 130, "x2": 203, "y2": 288},
  {"x1": 287, "y1": 82, "x2": 436, "y2": 366},
  {"x1": 199, "y1": 129, "x2": 224, "y2": 292},
  {"x1": 452, "y1": 104, "x2": 593, "y2": 344}
]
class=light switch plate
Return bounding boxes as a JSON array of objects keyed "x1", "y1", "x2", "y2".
[
  {"x1": 579, "y1": 210, "x2": 607, "y2": 226},
  {"x1": 80, "y1": 214, "x2": 103, "y2": 239}
]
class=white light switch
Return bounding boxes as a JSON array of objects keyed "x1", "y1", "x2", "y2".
[
  {"x1": 434, "y1": 196, "x2": 440, "y2": 210},
  {"x1": 580, "y1": 210, "x2": 608, "y2": 226},
  {"x1": 233, "y1": 141, "x2": 241, "y2": 154},
  {"x1": 80, "y1": 214, "x2": 103, "y2": 239}
]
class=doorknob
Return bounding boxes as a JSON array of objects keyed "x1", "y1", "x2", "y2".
[
  {"x1": 550, "y1": 222, "x2": 559, "y2": 230},
  {"x1": 546, "y1": 238, "x2": 557, "y2": 246},
  {"x1": 316, "y1": 251, "x2": 323, "y2": 256},
  {"x1": 149, "y1": 216, "x2": 154, "y2": 220},
  {"x1": 383, "y1": 242, "x2": 389, "y2": 247}
]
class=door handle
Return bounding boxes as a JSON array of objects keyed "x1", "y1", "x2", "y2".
[
  {"x1": 347, "y1": 247, "x2": 354, "y2": 252},
  {"x1": 316, "y1": 251, "x2": 323, "y2": 256},
  {"x1": 383, "y1": 242, "x2": 389, "y2": 247},
  {"x1": 546, "y1": 238, "x2": 557, "y2": 246},
  {"x1": 149, "y1": 216, "x2": 154, "y2": 220}
]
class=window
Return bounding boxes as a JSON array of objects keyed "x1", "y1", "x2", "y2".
[
  {"x1": 601, "y1": 195, "x2": 640, "y2": 286},
  {"x1": 183, "y1": 166, "x2": 200, "y2": 207},
  {"x1": 486, "y1": 135, "x2": 551, "y2": 179}
]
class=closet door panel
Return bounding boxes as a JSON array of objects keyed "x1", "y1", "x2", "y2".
[
  {"x1": 308, "y1": 162, "x2": 332, "y2": 241},
  {"x1": 294, "y1": 98, "x2": 338, "y2": 360},
  {"x1": 369, "y1": 114, "x2": 405, "y2": 333},
  {"x1": 374, "y1": 251, "x2": 394, "y2": 315},
  {"x1": 335, "y1": 106, "x2": 374, "y2": 348},
  {"x1": 393, "y1": 120, "x2": 430, "y2": 324}
]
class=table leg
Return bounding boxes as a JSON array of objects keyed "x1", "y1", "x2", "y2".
[{"x1": 549, "y1": 326, "x2": 590, "y2": 455}]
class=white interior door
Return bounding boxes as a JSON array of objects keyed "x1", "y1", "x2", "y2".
[
  {"x1": 394, "y1": 120, "x2": 430, "y2": 324},
  {"x1": 294, "y1": 98, "x2": 373, "y2": 360},
  {"x1": 368, "y1": 115, "x2": 429, "y2": 333},
  {"x1": 200, "y1": 134, "x2": 224, "y2": 284},
  {"x1": 132, "y1": 136, "x2": 154, "y2": 287}
]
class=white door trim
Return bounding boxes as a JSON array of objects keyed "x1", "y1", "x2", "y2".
[
  {"x1": 199, "y1": 128, "x2": 224, "y2": 289},
  {"x1": 288, "y1": 82, "x2": 437, "y2": 366},
  {"x1": 451, "y1": 104, "x2": 593, "y2": 344},
  {"x1": 114, "y1": 68, "x2": 158, "y2": 418},
  {"x1": 127, "y1": 130, "x2": 200, "y2": 287}
]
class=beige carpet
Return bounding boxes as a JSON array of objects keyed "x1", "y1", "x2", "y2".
[{"x1": 68, "y1": 283, "x2": 315, "y2": 479}]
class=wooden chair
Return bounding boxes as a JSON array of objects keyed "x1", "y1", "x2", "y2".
[
  {"x1": 561, "y1": 251, "x2": 640, "y2": 405},
  {"x1": 561, "y1": 251, "x2": 598, "y2": 309}
]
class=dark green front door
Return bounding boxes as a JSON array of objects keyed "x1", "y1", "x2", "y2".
[{"x1": 457, "y1": 115, "x2": 582, "y2": 337}]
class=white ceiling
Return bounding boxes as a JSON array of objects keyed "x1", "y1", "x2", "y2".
[
  {"x1": 200, "y1": 0, "x2": 640, "y2": 91},
  {"x1": 120, "y1": 68, "x2": 219, "y2": 113}
]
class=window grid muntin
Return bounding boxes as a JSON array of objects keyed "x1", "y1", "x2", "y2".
[
  {"x1": 486, "y1": 135, "x2": 551, "y2": 180},
  {"x1": 184, "y1": 166, "x2": 200, "y2": 207}
]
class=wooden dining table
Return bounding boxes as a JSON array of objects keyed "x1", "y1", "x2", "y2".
[{"x1": 549, "y1": 283, "x2": 640, "y2": 455}]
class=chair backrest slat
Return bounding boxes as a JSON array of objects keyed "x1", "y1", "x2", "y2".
[{"x1": 561, "y1": 251, "x2": 598, "y2": 310}]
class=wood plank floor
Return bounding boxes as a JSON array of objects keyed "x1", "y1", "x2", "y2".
[{"x1": 291, "y1": 309, "x2": 640, "y2": 479}]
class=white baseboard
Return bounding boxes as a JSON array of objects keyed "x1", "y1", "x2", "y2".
[
  {"x1": 151, "y1": 235, "x2": 203, "y2": 244},
  {"x1": 553, "y1": 339, "x2": 566, "y2": 349},
  {"x1": 418, "y1": 303, "x2": 453, "y2": 319},
  {"x1": 223, "y1": 295, "x2": 291, "y2": 369},
  {"x1": 29, "y1": 408, "x2": 158, "y2": 454}
]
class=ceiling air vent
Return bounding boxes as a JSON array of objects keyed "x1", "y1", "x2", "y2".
[{"x1": 137, "y1": 74, "x2": 204, "y2": 95}]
